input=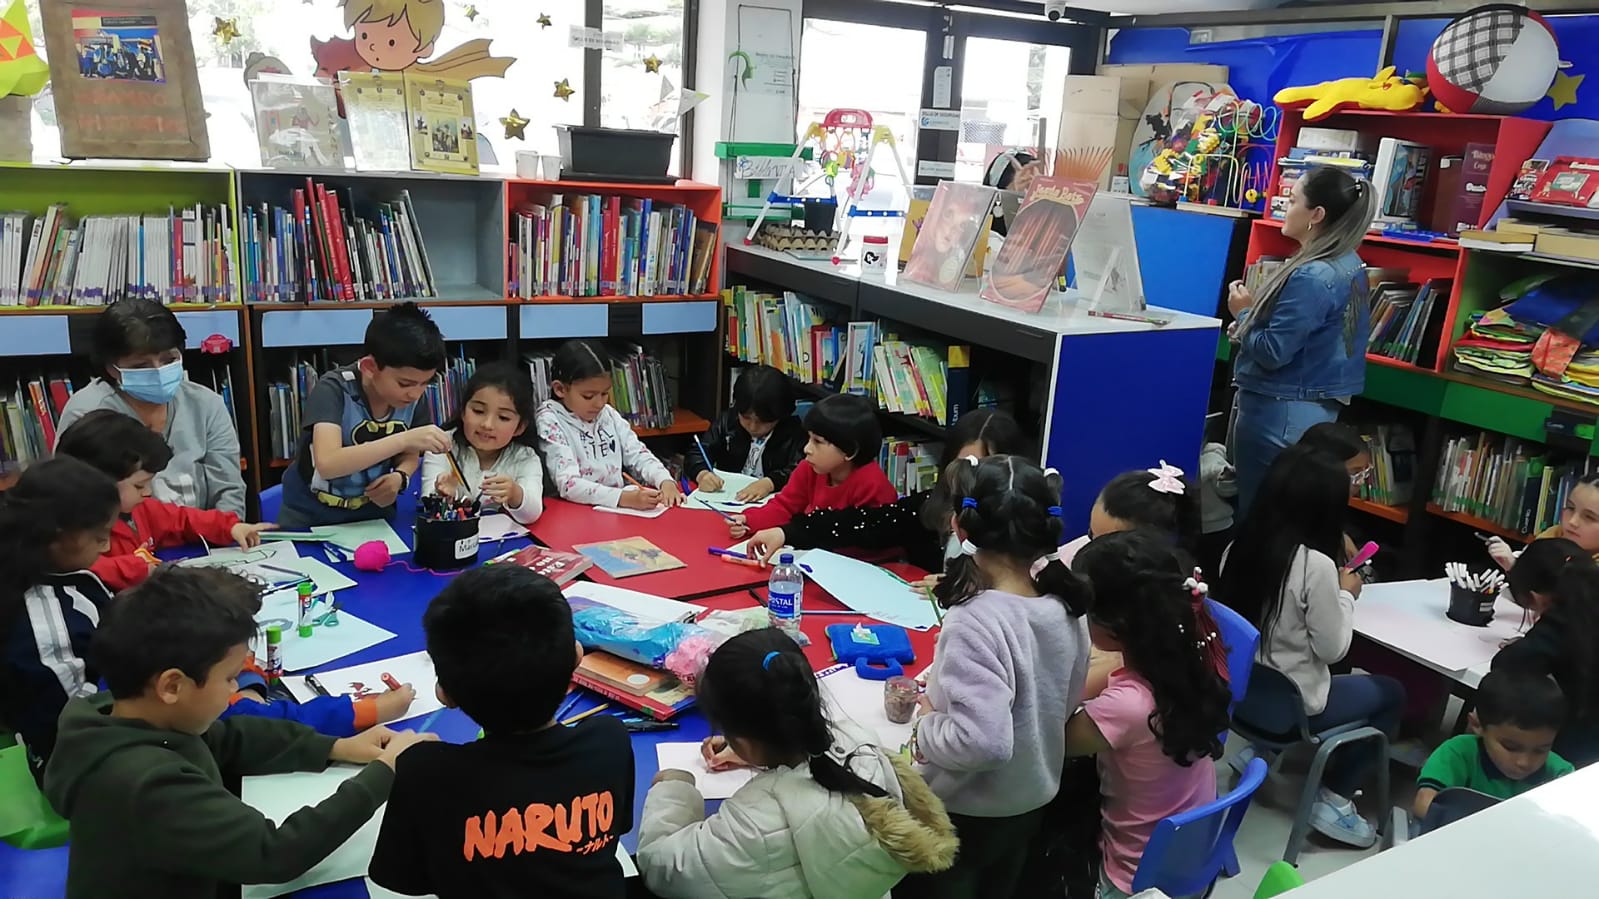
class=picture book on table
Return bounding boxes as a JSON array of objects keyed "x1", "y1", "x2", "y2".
[
  {"x1": 572, "y1": 650, "x2": 696, "y2": 719},
  {"x1": 901, "y1": 183, "x2": 997, "y2": 291},
  {"x1": 981, "y1": 173, "x2": 1098, "y2": 314},
  {"x1": 403, "y1": 72, "x2": 479, "y2": 175},
  {"x1": 572, "y1": 537, "x2": 686, "y2": 578},
  {"x1": 485, "y1": 544, "x2": 593, "y2": 586},
  {"x1": 339, "y1": 71, "x2": 412, "y2": 172},
  {"x1": 248, "y1": 74, "x2": 345, "y2": 170}
]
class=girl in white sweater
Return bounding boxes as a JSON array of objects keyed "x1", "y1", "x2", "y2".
[
  {"x1": 421, "y1": 363, "x2": 545, "y2": 525},
  {"x1": 639, "y1": 629, "x2": 957, "y2": 898},
  {"x1": 534, "y1": 340, "x2": 684, "y2": 510},
  {"x1": 1218, "y1": 443, "x2": 1404, "y2": 850}
]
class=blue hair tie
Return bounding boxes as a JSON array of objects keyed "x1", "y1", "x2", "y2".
[
  {"x1": 1048, "y1": 505, "x2": 1064, "y2": 518},
  {"x1": 961, "y1": 497, "x2": 978, "y2": 509},
  {"x1": 761, "y1": 651, "x2": 780, "y2": 670}
]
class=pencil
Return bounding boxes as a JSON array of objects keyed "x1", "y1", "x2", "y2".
[
  {"x1": 692, "y1": 435, "x2": 716, "y2": 475},
  {"x1": 623, "y1": 473, "x2": 644, "y2": 489},
  {"x1": 443, "y1": 451, "x2": 469, "y2": 499},
  {"x1": 561, "y1": 702, "x2": 610, "y2": 725}
]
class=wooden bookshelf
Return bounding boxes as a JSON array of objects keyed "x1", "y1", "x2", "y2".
[
  {"x1": 1426, "y1": 503, "x2": 1525, "y2": 542},
  {"x1": 1350, "y1": 496, "x2": 1409, "y2": 524},
  {"x1": 631, "y1": 409, "x2": 711, "y2": 438}
]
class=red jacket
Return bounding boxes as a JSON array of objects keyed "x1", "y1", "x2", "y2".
[
  {"x1": 93, "y1": 498, "x2": 241, "y2": 591},
  {"x1": 741, "y1": 460, "x2": 898, "y2": 532}
]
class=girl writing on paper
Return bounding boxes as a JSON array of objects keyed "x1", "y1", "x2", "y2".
[
  {"x1": 423, "y1": 362, "x2": 545, "y2": 525},
  {"x1": 1226, "y1": 166, "x2": 1376, "y2": 518}
]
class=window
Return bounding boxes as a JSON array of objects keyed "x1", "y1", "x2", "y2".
[
  {"x1": 796, "y1": 19, "x2": 923, "y2": 202},
  {"x1": 955, "y1": 36, "x2": 1071, "y2": 184},
  {"x1": 601, "y1": 0, "x2": 685, "y2": 174}
]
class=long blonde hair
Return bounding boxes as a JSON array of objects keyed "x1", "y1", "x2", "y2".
[{"x1": 1242, "y1": 167, "x2": 1376, "y2": 351}]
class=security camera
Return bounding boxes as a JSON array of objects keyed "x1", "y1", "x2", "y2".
[{"x1": 1044, "y1": 0, "x2": 1067, "y2": 21}]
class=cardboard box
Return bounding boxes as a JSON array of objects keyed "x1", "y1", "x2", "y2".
[
  {"x1": 1056, "y1": 112, "x2": 1119, "y2": 190},
  {"x1": 1535, "y1": 228, "x2": 1599, "y2": 262},
  {"x1": 1096, "y1": 63, "x2": 1229, "y2": 179},
  {"x1": 1059, "y1": 75, "x2": 1119, "y2": 116}
]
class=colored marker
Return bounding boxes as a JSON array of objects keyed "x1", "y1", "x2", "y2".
[
  {"x1": 707, "y1": 546, "x2": 754, "y2": 561},
  {"x1": 692, "y1": 435, "x2": 716, "y2": 476},
  {"x1": 707, "y1": 546, "x2": 760, "y2": 566},
  {"x1": 381, "y1": 672, "x2": 403, "y2": 691},
  {"x1": 1346, "y1": 541, "x2": 1380, "y2": 571},
  {"x1": 304, "y1": 673, "x2": 331, "y2": 697}
]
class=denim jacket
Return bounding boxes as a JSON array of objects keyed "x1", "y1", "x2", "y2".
[{"x1": 1234, "y1": 252, "x2": 1369, "y2": 401}]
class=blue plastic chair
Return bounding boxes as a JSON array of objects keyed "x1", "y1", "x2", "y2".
[
  {"x1": 259, "y1": 483, "x2": 283, "y2": 523},
  {"x1": 1129, "y1": 756, "x2": 1268, "y2": 897},
  {"x1": 1206, "y1": 598, "x2": 1259, "y2": 717},
  {"x1": 1230, "y1": 664, "x2": 1390, "y2": 864}
]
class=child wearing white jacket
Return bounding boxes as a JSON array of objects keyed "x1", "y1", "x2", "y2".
[
  {"x1": 421, "y1": 363, "x2": 545, "y2": 524},
  {"x1": 533, "y1": 340, "x2": 685, "y2": 511},
  {"x1": 638, "y1": 629, "x2": 957, "y2": 899}
]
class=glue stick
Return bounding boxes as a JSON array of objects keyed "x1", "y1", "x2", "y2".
[
  {"x1": 264, "y1": 626, "x2": 283, "y2": 684},
  {"x1": 296, "y1": 582, "x2": 315, "y2": 638}
]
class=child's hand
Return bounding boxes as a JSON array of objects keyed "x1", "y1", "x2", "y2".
[
  {"x1": 696, "y1": 470, "x2": 725, "y2": 492},
  {"x1": 1338, "y1": 568, "x2": 1364, "y2": 599},
  {"x1": 619, "y1": 487, "x2": 662, "y2": 510},
  {"x1": 749, "y1": 528, "x2": 786, "y2": 564},
  {"x1": 1486, "y1": 536, "x2": 1517, "y2": 570},
  {"x1": 330, "y1": 725, "x2": 396, "y2": 763},
  {"x1": 911, "y1": 573, "x2": 943, "y2": 591},
  {"x1": 375, "y1": 729, "x2": 438, "y2": 770},
  {"x1": 701, "y1": 735, "x2": 748, "y2": 771},
  {"x1": 480, "y1": 473, "x2": 517, "y2": 506},
  {"x1": 915, "y1": 694, "x2": 934, "y2": 717},
  {"x1": 734, "y1": 477, "x2": 775, "y2": 503},
  {"x1": 434, "y1": 472, "x2": 459, "y2": 498},
  {"x1": 652, "y1": 769, "x2": 697, "y2": 786},
  {"x1": 728, "y1": 514, "x2": 749, "y2": 540},
  {"x1": 658, "y1": 480, "x2": 685, "y2": 507},
  {"x1": 373, "y1": 683, "x2": 417, "y2": 723},
  {"x1": 364, "y1": 472, "x2": 404, "y2": 508},
  {"x1": 231, "y1": 522, "x2": 277, "y2": 549},
  {"x1": 406, "y1": 425, "x2": 453, "y2": 455}
]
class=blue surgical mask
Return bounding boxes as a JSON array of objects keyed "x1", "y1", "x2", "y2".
[{"x1": 117, "y1": 360, "x2": 185, "y2": 404}]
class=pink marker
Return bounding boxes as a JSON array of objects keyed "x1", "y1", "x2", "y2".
[{"x1": 1346, "y1": 541, "x2": 1379, "y2": 570}]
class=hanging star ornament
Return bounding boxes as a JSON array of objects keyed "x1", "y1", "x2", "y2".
[
  {"x1": 463, "y1": 4, "x2": 479, "y2": 21},
  {"x1": 499, "y1": 108, "x2": 529, "y2": 140},
  {"x1": 1548, "y1": 70, "x2": 1585, "y2": 111},
  {"x1": 213, "y1": 17, "x2": 240, "y2": 44},
  {"x1": 553, "y1": 78, "x2": 574, "y2": 101},
  {"x1": 643, "y1": 54, "x2": 662, "y2": 74},
  {"x1": 537, "y1": 12, "x2": 553, "y2": 28}
]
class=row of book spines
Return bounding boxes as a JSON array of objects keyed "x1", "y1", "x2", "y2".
[
  {"x1": 880, "y1": 438, "x2": 940, "y2": 496},
  {"x1": 0, "y1": 377, "x2": 74, "y2": 464},
  {"x1": 1369, "y1": 280, "x2": 1447, "y2": 363},
  {"x1": 510, "y1": 197, "x2": 708, "y2": 298},
  {"x1": 608, "y1": 353, "x2": 675, "y2": 430},
  {"x1": 240, "y1": 183, "x2": 434, "y2": 304},
  {"x1": 1431, "y1": 436, "x2": 1588, "y2": 535},
  {"x1": 3, "y1": 207, "x2": 235, "y2": 306},
  {"x1": 721, "y1": 288, "x2": 875, "y2": 393}
]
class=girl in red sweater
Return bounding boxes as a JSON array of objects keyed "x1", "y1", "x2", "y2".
[
  {"x1": 55, "y1": 410, "x2": 276, "y2": 590},
  {"x1": 731, "y1": 393, "x2": 896, "y2": 538}
]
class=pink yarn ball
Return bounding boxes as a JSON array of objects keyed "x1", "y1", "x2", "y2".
[{"x1": 352, "y1": 540, "x2": 390, "y2": 572}]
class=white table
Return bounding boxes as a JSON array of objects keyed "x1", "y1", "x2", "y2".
[
  {"x1": 1353, "y1": 579, "x2": 1528, "y2": 689},
  {"x1": 1287, "y1": 762, "x2": 1599, "y2": 896}
]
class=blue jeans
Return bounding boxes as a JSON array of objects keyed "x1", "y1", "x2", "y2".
[
  {"x1": 1231, "y1": 389, "x2": 1342, "y2": 520},
  {"x1": 1307, "y1": 674, "x2": 1405, "y2": 796}
]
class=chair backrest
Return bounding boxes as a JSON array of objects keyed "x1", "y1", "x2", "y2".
[
  {"x1": 1418, "y1": 787, "x2": 1500, "y2": 835},
  {"x1": 1232, "y1": 663, "x2": 1313, "y2": 744},
  {"x1": 259, "y1": 484, "x2": 283, "y2": 523},
  {"x1": 1131, "y1": 756, "x2": 1269, "y2": 896},
  {"x1": 1205, "y1": 598, "x2": 1259, "y2": 713}
]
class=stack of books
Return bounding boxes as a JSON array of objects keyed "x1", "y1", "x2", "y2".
[
  {"x1": 1, "y1": 205, "x2": 237, "y2": 306},
  {"x1": 1355, "y1": 424, "x2": 1416, "y2": 506},
  {"x1": 509, "y1": 196, "x2": 718, "y2": 298},
  {"x1": 239, "y1": 182, "x2": 436, "y2": 303},
  {"x1": 1432, "y1": 432, "x2": 1595, "y2": 536},
  {"x1": 880, "y1": 437, "x2": 942, "y2": 496},
  {"x1": 1369, "y1": 279, "x2": 1446, "y2": 365},
  {"x1": 522, "y1": 344, "x2": 676, "y2": 430}
]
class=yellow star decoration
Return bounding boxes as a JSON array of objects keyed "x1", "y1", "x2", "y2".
[
  {"x1": 213, "y1": 16, "x2": 240, "y2": 44},
  {"x1": 643, "y1": 54, "x2": 661, "y2": 74},
  {"x1": 463, "y1": 4, "x2": 478, "y2": 21},
  {"x1": 537, "y1": 13, "x2": 553, "y2": 28},
  {"x1": 553, "y1": 78, "x2": 574, "y2": 101},
  {"x1": 499, "y1": 108, "x2": 529, "y2": 140},
  {"x1": 1548, "y1": 70, "x2": 1585, "y2": 111}
]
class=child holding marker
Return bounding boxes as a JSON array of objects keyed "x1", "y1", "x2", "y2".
[
  {"x1": 422, "y1": 362, "x2": 545, "y2": 524},
  {"x1": 730, "y1": 393, "x2": 897, "y2": 539},
  {"x1": 535, "y1": 339, "x2": 685, "y2": 510},
  {"x1": 55, "y1": 410, "x2": 277, "y2": 591},
  {"x1": 0, "y1": 457, "x2": 120, "y2": 779},
  {"x1": 1488, "y1": 471, "x2": 1599, "y2": 569},
  {"x1": 638, "y1": 629, "x2": 958, "y2": 898},
  {"x1": 898, "y1": 455, "x2": 1090, "y2": 899},
  {"x1": 683, "y1": 364, "x2": 807, "y2": 503}
]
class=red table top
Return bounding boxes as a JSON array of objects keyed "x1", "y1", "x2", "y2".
[{"x1": 530, "y1": 498, "x2": 770, "y2": 600}]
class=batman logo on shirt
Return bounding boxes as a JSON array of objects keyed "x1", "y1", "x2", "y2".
[{"x1": 350, "y1": 419, "x2": 408, "y2": 445}]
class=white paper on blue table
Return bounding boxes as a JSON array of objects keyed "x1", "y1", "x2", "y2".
[
  {"x1": 799, "y1": 549, "x2": 940, "y2": 630},
  {"x1": 252, "y1": 589, "x2": 395, "y2": 671},
  {"x1": 310, "y1": 650, "x2": 446, "y2": 723}
]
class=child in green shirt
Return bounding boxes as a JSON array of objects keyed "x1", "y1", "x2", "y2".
[{"x1": 1415, "y1": 670, "x2": 1574, "y2": 821}]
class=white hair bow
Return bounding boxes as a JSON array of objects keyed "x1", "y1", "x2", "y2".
[
  {"x1": 1147, "y1": 461, "x2": 1186, "y2": 495},
  {"x1": 1030, "y1": 548, "x2": 1063, "y2": 579}
]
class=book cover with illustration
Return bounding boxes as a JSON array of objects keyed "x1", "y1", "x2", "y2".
[
  {"x1": 900, "y1": 184, "x2": 995, "y2": 287},
  {"x1": 980, "y1": 174, "x2": 1099, "y2": 313},
  {"x1": 249, "y1": 74, "x2": 345, "y2": 170},
  {"x1": 486, "y1": 544, "x2": 593, "y2": 586},
  {"x1": 573, "y1": 537, "x2": 686, "y2": 579},
  {"x1": 402, "y1": 72, "x2": 479, "y2": 175},
  {"x1": 339, "y1": 71, "x2": 412, "y2": 172},
  {"x1": 1372, "y1": 138, "x2": 1432, "y2": 225}
]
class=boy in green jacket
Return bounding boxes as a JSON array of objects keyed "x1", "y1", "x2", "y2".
[{"x1": 43, "y1": 565, "x2": 435, "y2": 899}]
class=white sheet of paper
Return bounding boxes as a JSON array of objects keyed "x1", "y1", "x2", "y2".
[
  {"x1": 181, "y1": 544, "x2": 355, "y2": 598},
  {"x1": 241, "y1": 766, "x2": 635, "y2": 899},
  {"x1": 816, "y1": 663, "x2": 915, "y2": 751},
  {"x1": 655, "y1": 742, "x2": 758, "y2": 799},
  {"x1": 800, "y1": 549, "x2": 940, "y2": 630},
  {"x1": 312, "y1": 651, "x2": 445, "y2": 722},
  {"x1": 596, "y1": 504, "x2": 668, "y2": 519},
  {"x1": 253, "y1": 591, "x2": 396, "y2": 672},
  {"x1": 477, "y1": 512, "x2": 529, "y2": 542},
  {"x1": 1355, "y1": 579, "x2": 1525, "y2": 675},
  {"x1": 311, "y1": 519, "x2": 410, "y2": 556},
  {"x1": 564, "y1": 581, "x2": 701, "y2": 623},
  {"x1": 687, "y1": 471, "x2": 774, "y2": 512},
  {"x1": 191, "y1": 540, "x2": 302, "y2": 567}
]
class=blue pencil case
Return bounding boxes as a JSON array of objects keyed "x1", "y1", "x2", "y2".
[{"x1": 826, "y1": 623, "x2": 915, "y2": 680}]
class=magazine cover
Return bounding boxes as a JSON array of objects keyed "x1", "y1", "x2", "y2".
[
  {"x1": 249, "y1": 74, "x2": 344, "y2": 170},
  {"x1": 900, "y1": 185, "x2": 994, "y2": 281},
  {"x1": 403, "y1": 72, "x2": 479, "y2": 175},
  {"x1": 980, "y1": 175, "x2": 1098, "y2": 313},
  {"x1": 901, "y1": 182, "x2": 996, "y2": 291},
  {"x1": 1372, "y1": 138, "x2": 1432, "y2": 225},
  {"x1": 339, "y1": 71, "x2": 411, "y2": 171}
]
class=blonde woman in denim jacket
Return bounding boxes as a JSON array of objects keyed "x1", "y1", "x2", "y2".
[{"x1": 1227, "y1": 166, "x2": 1377, "y2": 519}]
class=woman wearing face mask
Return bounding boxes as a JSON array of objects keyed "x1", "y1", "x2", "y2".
[{"x1": 56, "y1": 298, "x2": 246, "y2": 515}]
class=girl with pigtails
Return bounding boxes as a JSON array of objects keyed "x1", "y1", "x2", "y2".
[{"x1": 896, "y1": 454, "x2": 1092, "y2": 899}]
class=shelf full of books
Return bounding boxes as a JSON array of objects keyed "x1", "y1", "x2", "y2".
[
  {"x1": 525, "y1": 343, "x2": 685, "y2": 433},
  {"x1": 1431, "y1": 430, "x2": 1595, "y2": 539}
]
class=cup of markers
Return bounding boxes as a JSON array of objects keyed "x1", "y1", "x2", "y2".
[
  {"x1": 1445, "y1": 562, "x2": 1503, "y2": 627},
  {"x1": 414, "y1": 494, "x2": 483, "y2": 572}
]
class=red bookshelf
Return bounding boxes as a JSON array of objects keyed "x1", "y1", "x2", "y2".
[
  {"x1": 1349, "y1": 496, "x2": 1409, "y2": 524},
  {"x1": 1425, "y1": 502, "x2": 1525, "y2": 541}
]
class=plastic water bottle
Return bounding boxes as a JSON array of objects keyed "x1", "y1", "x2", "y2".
[{"x1": 768, "y1": 553, "x2": 804, "y2": 640}]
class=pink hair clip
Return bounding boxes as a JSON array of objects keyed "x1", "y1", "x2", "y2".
[
  {"x1": 1147, "y1": 461, "x2": 1186, "y2": 495},
  {"x1": 1183, "y1": 567, "x2": 1209, "y2": 600}
]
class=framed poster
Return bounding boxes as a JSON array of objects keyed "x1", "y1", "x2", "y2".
[{"x1": 41, "y1": 0, "x2": 208, "y2": 160}]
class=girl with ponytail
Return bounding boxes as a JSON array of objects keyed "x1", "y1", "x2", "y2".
[
  {"x1": 897, "y1": 455, "x2": 1091, "y2": 899},
  {"x1": 637, "y1": 628, "x2": 957, "y2": 898},
  {"x1": 1066, "y1": 531, "x2": 1233, "y2": 899}
]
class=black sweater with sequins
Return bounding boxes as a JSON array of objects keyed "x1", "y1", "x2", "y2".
[{"x1": 781, "y1": 489, "x2": 946, "y2": 572}]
